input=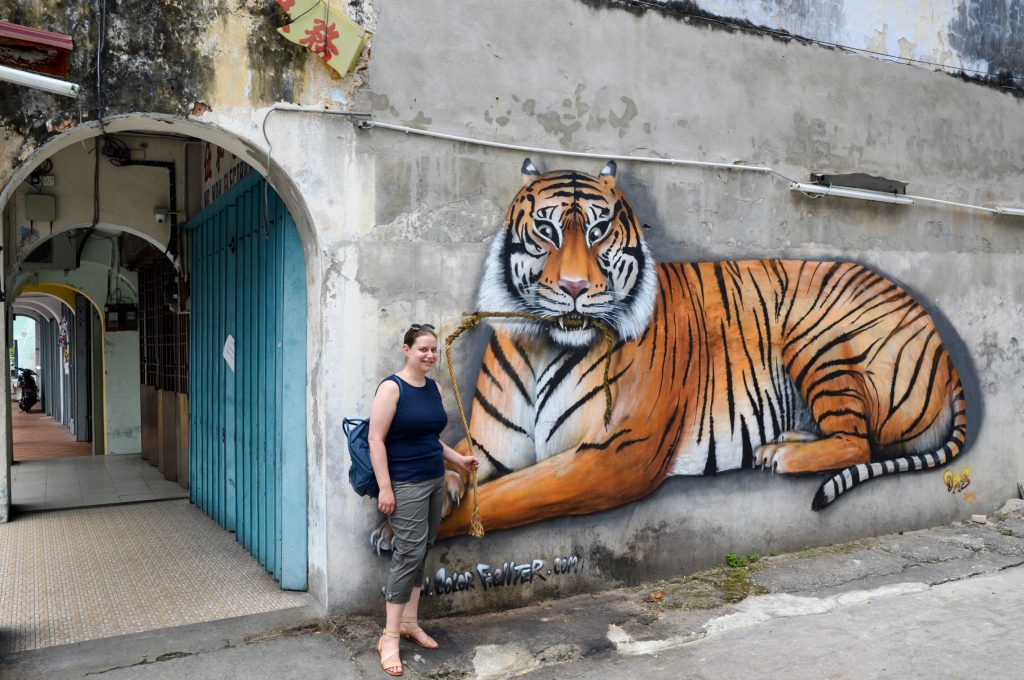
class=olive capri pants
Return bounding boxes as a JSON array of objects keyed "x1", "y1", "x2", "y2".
[{"x1": 385, "y1": 476, "x2": 445, "y2": 604}]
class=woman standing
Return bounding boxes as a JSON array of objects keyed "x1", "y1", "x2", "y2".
[{"x1": 368, "y1": 323, "x2": 479, "y2": 677}]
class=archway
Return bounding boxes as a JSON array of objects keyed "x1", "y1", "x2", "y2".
[
  {"x1": 1, "y1": 115, "x2": 318, "y2": 594},
  {"x1": 15, "y1": 282, "x2": 107, "y2": 454}
]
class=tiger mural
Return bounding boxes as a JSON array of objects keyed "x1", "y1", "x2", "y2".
[{"x1": 403, "y1": 159, "x2": 968, "y2": 543}]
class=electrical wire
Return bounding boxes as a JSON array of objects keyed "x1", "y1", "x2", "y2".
[
  {"x1": 260, "y1": 105, "x2": 1022, "y2": 220},
  {"x1": 905, "y1": 194, "x2": 997, "y2": 214},
  {"x1": 260, "y1": 106, "x2": 369, "y2": 236},
  {"x1": 95, "y1": 0, "x2": 107, "y2": 131},
  {"x1": 362, "y1": 119, "x2": 776, "y2": 174}
]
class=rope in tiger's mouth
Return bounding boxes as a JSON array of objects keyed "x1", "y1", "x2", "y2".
[
  {"x1": 555, "y1": 312, "x2": 590, "y2": 331},
  {"x1": 444, "y1": 310, "x2": 618, "y2": 539}
]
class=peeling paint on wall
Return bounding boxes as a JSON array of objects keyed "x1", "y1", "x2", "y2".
[
  {"x1": 949, "y1": 0, "x2": 1024, "y2": 82},
  {"x1": 0, "y1": 0, "x2": 373, "y2": 188},
  {"x1": 588, "y1": 0, "x2": 1024, "y2": 92}
]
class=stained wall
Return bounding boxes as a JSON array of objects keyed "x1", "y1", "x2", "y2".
[
  {"x1": 686, "y1": 0, "x2": 1024, "y2": 87},
  {"x1": 321, "y1": 0, "x2": 1024, "y2": 614},
  {"x1": 1, "y1": 0, "x2": 1022, "y2": 614}
]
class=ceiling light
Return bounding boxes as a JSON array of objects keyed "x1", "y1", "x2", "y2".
[
  {"x1": 0, "y1": 64, "x2": 79, "y2": 98},
  {"x1": 790, "y1": 182, "x2": 914, "y2": 205}
]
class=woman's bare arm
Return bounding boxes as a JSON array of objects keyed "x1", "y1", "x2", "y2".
[{"x1": 369, "y1": 380, "x2": 400, "y2": 514}]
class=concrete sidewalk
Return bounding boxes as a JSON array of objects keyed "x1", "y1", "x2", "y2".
[{"x1": 3, "y1": 499, "x2": 1023, "y2": 679}]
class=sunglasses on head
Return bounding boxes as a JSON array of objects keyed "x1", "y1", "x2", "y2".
[{"x1": 409, "y1": 323, "x2": 435, "y2": 331}]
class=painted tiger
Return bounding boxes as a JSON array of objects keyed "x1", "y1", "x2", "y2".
[{"x1": 426, "y1": 159, "x2": 968, "y2": 541}]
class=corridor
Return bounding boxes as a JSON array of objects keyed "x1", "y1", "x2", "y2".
[
  {"x1": 10, "y1": 455, "x2": 188, "y2": 511},
  {"x1": 11, "y1": 409, "x2": 90, "y2": 461},
  {"x1": 9, "y1": 408, "x2": 187, "y2": 512}
]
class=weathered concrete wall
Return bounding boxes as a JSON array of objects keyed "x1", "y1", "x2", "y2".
[
  {"x1": 646, "y1": 0, "x2": 1024, "y2": 89},
  {"x1": 3, "y1": 0, "x2": 1023, "y2": 617},
  {"x1": 0, "y1": 0, "x2": 366, "y2": 183},
  {"x1": 304, "y1": 0, "x2": 1024, "y2": 614}
]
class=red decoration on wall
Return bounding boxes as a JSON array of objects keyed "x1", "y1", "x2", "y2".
[{"x1": 298, "y1": 18, "x2": 340, "y2": 63}]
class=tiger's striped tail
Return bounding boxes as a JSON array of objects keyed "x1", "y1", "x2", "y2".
[{"x1": 811, "y1": 380, "x2": 967, "y2": 511}]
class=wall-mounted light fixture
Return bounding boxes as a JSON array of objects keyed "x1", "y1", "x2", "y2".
[
  {"x1": 791, "y1": 172, "x2": 912, "y2": 206},
  {"x1": 790, "y1": 182, "x2": 914, "y2": 205},
  {"x1": 0, "y1": 64, "x2": 79, "y2": 97},
  {"x1": 994, "y1": 206, "x2": 1024, "y2": 216}
]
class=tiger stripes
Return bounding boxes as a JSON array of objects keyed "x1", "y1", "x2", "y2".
[{"x1": 437, "y1": 161, "x2": 967, "y2": 539}]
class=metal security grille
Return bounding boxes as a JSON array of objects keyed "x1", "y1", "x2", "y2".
[
  {"x1": 138, "y1": 259, "x2": 188, "y2": 393},
  {"x1": 139, "y1": 268, "x2": 159, "y2": 387},
  {"x1": 187, "y1": 172, "x2": 308, "y2": 590}
]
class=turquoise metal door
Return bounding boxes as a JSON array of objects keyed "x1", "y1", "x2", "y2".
[{"x1": 188, "y1": 172, "x2": 307, "y2": 590}]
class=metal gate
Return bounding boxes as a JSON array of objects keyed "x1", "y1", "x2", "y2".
[{"x1": 188, "y1": 172, "x2": 307, "y2": 590}]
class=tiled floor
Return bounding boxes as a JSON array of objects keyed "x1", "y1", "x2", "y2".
[
  {"x1": 11, "y1": 408, "x2": 92, "y2": 461},
  {"x1": 0, "y1": 499, "x2": 310, "y2": 653},
  {"x1": 11, "y1": 455, "x2": 189, "y2": 511}
]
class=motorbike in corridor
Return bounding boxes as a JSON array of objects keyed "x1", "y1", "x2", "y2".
[{"x1": 17, "y1": 368, "x2": 38, "y2": 413}]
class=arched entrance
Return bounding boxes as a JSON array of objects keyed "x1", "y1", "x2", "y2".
[
  {"x1": 1, "y1": 116, "x2": 316, "y2": 592},
  {"x1": 13, "y1": 283, "x2": 106, "y2": 453}
]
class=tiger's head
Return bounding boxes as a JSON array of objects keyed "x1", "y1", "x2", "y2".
[{"x1": 478, "y1": 159, "x2": 658, "y2": 348}]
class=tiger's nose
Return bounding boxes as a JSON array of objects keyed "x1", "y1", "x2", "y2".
[{"x1": 559, "y1": 278, "x2": 591, "y2": 299}]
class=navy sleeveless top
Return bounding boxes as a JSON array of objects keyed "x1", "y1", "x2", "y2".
[{"x1": 383, "y1": 375, "x2": 447, "y2": 482}]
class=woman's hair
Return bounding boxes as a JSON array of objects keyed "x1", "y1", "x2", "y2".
[{"x1": 403, "y1": 323, "x2": 437, "y2": 347}]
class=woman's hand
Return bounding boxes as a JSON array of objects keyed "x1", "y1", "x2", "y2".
[
  {"x1": 378, "y1": 487, "x2": 396, "y2": 515},
  {"x1": 451, "y1": 453, "x2": 479, "y2": 474}
]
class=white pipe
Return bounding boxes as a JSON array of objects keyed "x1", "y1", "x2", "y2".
[
  {"x1": 264, "y1": 105, "x2": 773, "y2": 174},
  {"x1": 0, "y1": 64, "x2": 79, "y2": 98},
  {"x1": 907, "y1": 194, "x2": 997, "y2": 213},
  {"x1": 363, "y1": 119, "x2": 774, "y2": 173},
  {"x1": 791, "y1": 182, "x2": 914, "y2": 205},
  {"x1": 264, "y1": 105, "x2": 1024, "y2": 218}
]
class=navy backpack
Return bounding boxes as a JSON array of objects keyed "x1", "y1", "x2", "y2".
[{"x1": 344, "y1": 376, "x2": 403, "y2": 498}]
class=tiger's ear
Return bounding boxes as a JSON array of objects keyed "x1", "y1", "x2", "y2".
[
  {"x1": 598, "y1": 160, "x2": 617, "y2": 189},
  {"x1": 521, "y1": 158, "x2": 540, "y2": 185}
]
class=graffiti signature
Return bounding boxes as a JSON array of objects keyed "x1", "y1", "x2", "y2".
[
  {"x1": 944, "y1": 467, "x2": 971, "y2": 494},
  {"x1": 398, "y1": 554, "x2": 583, "y2": 598}
]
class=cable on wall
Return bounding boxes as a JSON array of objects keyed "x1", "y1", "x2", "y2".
[{"x1": 259, "y1": 104, "x2": 1023, "y2": 219}]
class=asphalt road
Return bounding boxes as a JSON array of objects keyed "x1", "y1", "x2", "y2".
[{"x1": 525, "y1": 566, "x2": 1024, "y2": 680}]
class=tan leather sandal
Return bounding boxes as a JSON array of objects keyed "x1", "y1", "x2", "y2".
[
  {"x1": 377, "y1": 629, "x2": 403, "y2": 676},
  {"x1": 400, "y1": 617, "x2": 439, "y2": 650}
]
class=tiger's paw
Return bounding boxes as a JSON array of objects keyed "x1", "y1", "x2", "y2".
[
  {"x1": 369, "y1": 519, "x2": 394, "y2": 555},
  {"x1": 756, "y1": 434, "x2": 870, "y2": 474},
  {"x1": 755, "y1": 443, "x2": 800, "y2": 473},
  {"x1": 755, "y1": 432, "x2": 818, "y2": 473},
  {"x1": 442, "y1": 469, "x2": 467, "y2": 519}
]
